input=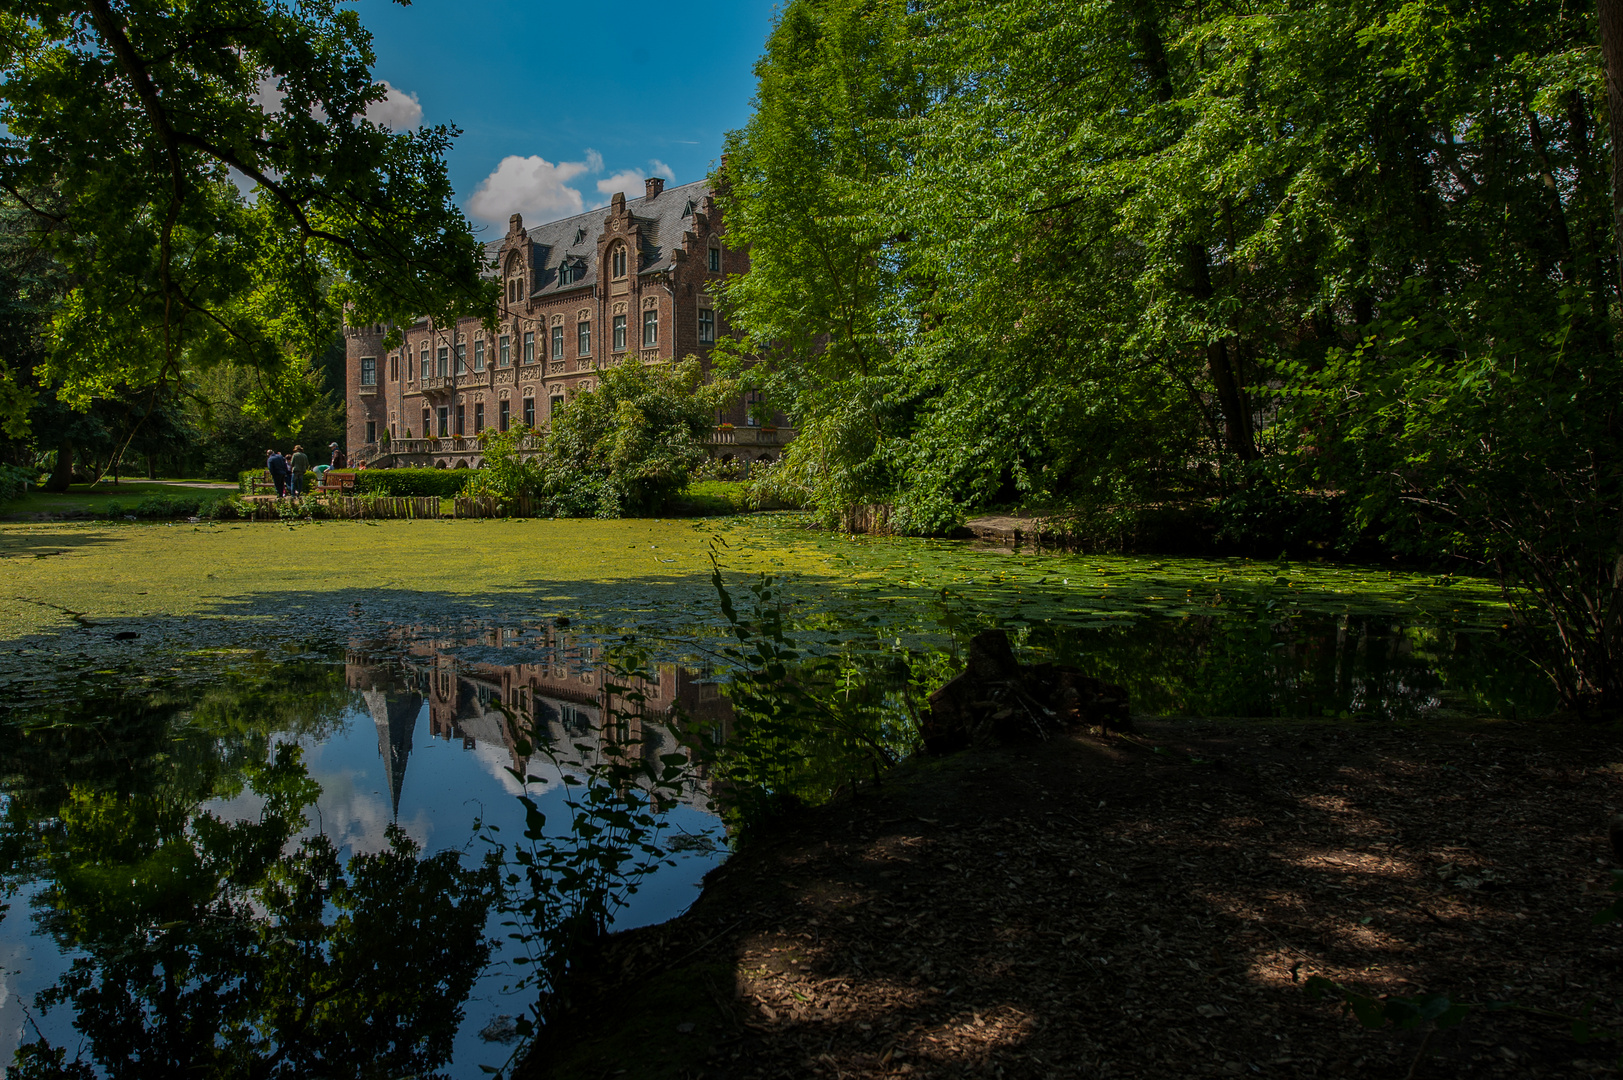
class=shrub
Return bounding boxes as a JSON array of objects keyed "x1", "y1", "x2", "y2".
[
  {"x1": 103, "y1": 492, "x2": 235, "y2": 520},
  {"x1": 353, "y1": 468, "x2": 465, "y2": 498},
  {"x1": 0, "y1": 464, "x2": 35, "y2": 503}
]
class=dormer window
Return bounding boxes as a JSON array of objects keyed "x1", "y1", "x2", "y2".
[
  {"x1": 574, "y1": 228, "x2": 587, "y2": 245},
  {"x1": 559, "y1": 259, "x2": 578, "y2": 287},
  {"x1": 611, "y1": 245, "x2": 627, "y2": 279}
]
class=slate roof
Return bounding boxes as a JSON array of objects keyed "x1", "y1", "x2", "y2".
[{"x1": 480, "y1": 177, "x2": 713, "y2": 299}]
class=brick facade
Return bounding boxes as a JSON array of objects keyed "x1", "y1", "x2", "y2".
[{"x1": 344, "y1": 176, "x2": 781, "y2": 468}]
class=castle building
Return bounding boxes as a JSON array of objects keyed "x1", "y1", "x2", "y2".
[{"x1": 344, "y1": 176, "x2": 789, "y2": 470}]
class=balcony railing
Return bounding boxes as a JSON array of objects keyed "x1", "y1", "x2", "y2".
[{"x1": 708, "y1": 426, "x2": 794, "y2": 446}]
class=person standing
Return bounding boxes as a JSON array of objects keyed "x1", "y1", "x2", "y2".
[
  {"x1": 266, "y1": 448, "x2": 290, "y2": 498},
  {"x1": 289, "y1": 444, "x2": 309, "y2": 496},
  {"x1": 329, "y1": 441, "x2": 347, "y2": 470}
]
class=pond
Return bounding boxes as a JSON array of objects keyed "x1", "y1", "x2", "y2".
[{"x1": 0, "y1": 518, "x2": 1553, "y2": 1077}]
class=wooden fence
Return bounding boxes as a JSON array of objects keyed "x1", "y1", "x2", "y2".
[
  {"x1": 451, "y1": 495, "x2": 533, "y2": 518},
  {"x1": 236, "y1": 494, "x2": 539, "y2": 521}
]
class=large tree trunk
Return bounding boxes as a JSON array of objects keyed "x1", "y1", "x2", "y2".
[
  {"x1": 46, "y1": 439, "x2": 74, "y2": 492},
  {"x1": 1598, "y1": 0, "x2": 1623, "y2": 300}
]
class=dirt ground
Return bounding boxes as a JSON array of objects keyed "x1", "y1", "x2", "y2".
[{"x1": 524, "y1": 718, "x2": 1623, "y2": 1079}]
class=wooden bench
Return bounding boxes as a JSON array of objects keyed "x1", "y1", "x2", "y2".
[
  {"x1": 319, "y1": 470, "x2": 358, "y2": 494},
  {"x1": 248, "y1": 470, "x2": 274, "y2": 496}
]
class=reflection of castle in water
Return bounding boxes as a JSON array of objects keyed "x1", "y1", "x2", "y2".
[{"x1": 345, "y1": 628, "x2": 734, "y2": 816}]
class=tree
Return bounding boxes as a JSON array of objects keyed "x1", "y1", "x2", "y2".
[
  {"x1": 0, "y1": 0, "x2": 496, "y2": 436},
  {"x1": 537, "y1": 356, "x2": 730, "y2": 517}
]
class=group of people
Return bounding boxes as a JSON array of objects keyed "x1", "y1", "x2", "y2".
[{"x1": 265, "y1": 442, "x2": 347, "y2": 498}]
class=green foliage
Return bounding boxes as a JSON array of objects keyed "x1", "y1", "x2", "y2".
[
  {"x1": 0, "y1": 462, "x2": 34, "y2": 501},
  {"x1": 1286, "y1": 283, "x2": 1623, "y2": 711},
  {"x1": 104, "y1": 491, "x2": 232, "y2": 520},
  {"x1": 461, "y1": 425, "x2": 543, "y2": 510},
  {"x1": 700, "y1": 556, "x2": 920, "y2": 830},
  {"x1": 541, "y1": 356, "x2": 729, "y2": 517},
  {"x1": 722, "y1": 0, "x2": 1623, "y2": 702},
  {"x1": 354, "y1": 467, "x2": 464, "y2": 499},
  {"x1": 0, "y1": 0, "x2": 496, "y2": 433}
]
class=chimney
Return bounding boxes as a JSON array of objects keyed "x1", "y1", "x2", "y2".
[{"x1": 645, "y1": 176, "x2": 665, "y2": 200}]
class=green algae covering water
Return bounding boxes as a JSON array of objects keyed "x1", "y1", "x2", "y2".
[{"x1": 0, "y1": 516, "x2": 1550, "y2": 1078}]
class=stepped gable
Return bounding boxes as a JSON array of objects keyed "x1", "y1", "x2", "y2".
[{"x1": 480, "y1": 177, "x2": 714, "y2": 295}]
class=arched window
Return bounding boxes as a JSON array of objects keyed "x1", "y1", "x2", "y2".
[{"x1": 611, "y1": 245, "x2": 627, "y2": 279}]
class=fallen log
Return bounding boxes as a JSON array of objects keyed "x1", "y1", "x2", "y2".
[{"x1": 922, "y1": 629, "x2": 1130, "y2": 755}]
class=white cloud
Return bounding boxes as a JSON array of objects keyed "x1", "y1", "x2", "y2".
[
  {"x1": 468, "y1": 155, "x2": 593, "y2": 223},
  {"x1": 367, "y1": 81, "x2": 423, "y2": 130},
  {"x1": 250, "y1": 76, "x2": 422, "y2": 131},
  {"x1": 470, "y1": 151, "x2": 676, "y2": 220},
  {"x1": 594, "y1": 169, "x2": 648, "y2": 203},
  {"x1": 592, "y1": 161, "x2": 678, "y2": 206}
]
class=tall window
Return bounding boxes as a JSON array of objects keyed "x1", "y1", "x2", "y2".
[
  {"x1": 455, "y1": 343, "x2": 467, "y2": 374},
  {"x1": 455, "y1": 404, "x2": 465, "y2": 436},
  {"x1": 523, "y1": 397, "x2": 535, "y2": 427},
  {"x1": 708, "y1": 245, "x2": 721, "y2": 272},
  {"x1": 523, "y1": 331, "x2": 535, "y2": 364},
  {"x1": 551, "y1": 326, "x2": 563, "y2": 360},
  {"x1": 612, "y1": 314, "x2": 626, "y2": 351},
  {"x1": 437, "y1": 407, "x2": 449, "y2": 436},
  {"x1": 498, "y1": 399, "x2": 510, "y2": 432},
  {"x1": 420, "y1": 346, "x2": 430, "y2": 381},
  {"x1": 698, "y1": 308, "x2": 715, "y2": 344},
  {"x1": 474, "y1": 340, "x2": 485, "y2": 372},
  {"x1": 578, "y1": 321, "x2": 590, "y2": 355},
  {"x1": 611, "y1": 245, "x2": 626, "y2": 278},
  {"x1": 499, "y1": 335, "x2": 511, "y2": 367},
  {"x1": 365, "y1": 420, "x2": 376, "y2": 443},
  {"x1": 389, "y1": 355, "x2": 398, "y2": 381},
  {"x1": 360, "y1": 357, "x2": 376, "y2": 386},
  {"x1": 474, "y1": 402, "x2": 485, "y2": 431},
  {"x1": 437, "y1": 347, "x2": 448, "y2": 377},
  {"x1": 421, "y1": 409, "x2": 430, "y2": 436},
  {"x1": 642, "y1": 309, "x2": 658, "y2": 347}
]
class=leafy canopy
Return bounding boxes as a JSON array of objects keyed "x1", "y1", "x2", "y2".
[{"x1": 0, "y1": 0, "x2": 496, "y2": 429}]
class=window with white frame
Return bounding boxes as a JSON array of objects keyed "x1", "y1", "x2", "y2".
[
  {"x1": 420, "y1": 345, "x2": 430, "y2": 380},
  {"x1": 360, "y1": 357, "x2": 377, "y2": 386},
  {"x1": 698, "y1": 308, "x2": 715, "y2": 344},
  {"x1": 474, "y1": 340, "x2": 485, "y2": 371},
  {"x1": 499, "y1": 335, "x2": 511, "y2": 366},
  {"x1": 578, "y1": 320, "x2": 590, "y2": 355},
  {"x1": 642, "y1": 309, "x2": 658, "y2": 347},
  {"x1": 612, "y1": 314, "x2": 626, "y2": 351},
  {"x1": 552, "y1": 325, "x2": 563, "y2": 359},
  {"x1": 523, "y1": 331, "x2": 535, "y2": 364},
  {"x1": 437, "y1": 347, "x2": 448, "y2": 377},
  {"x1": 456, "y1": 342, "x2": 466, "y2": 374}
]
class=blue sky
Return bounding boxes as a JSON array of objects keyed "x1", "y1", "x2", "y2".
[{"x1": 349, "y1": 0, "x2": 776, "y2": 236}]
